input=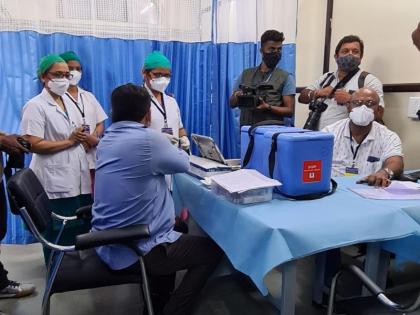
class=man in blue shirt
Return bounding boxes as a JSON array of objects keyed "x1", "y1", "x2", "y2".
[{"x1": 92, "y1": 84, "x2": 222, "y2": 315}]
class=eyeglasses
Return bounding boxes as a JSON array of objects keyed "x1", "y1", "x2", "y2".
[
  {"x1": 349, "y1": 100, "x2": 378, "y2": 108},
  {"x1": 150, "y1": 72, "x2": 171, "y2": 78},
  {"x1": 47, "y1": 72, "x2": 73, "y2": 79}
]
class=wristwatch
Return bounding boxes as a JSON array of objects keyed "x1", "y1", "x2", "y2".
[
  {"x1": 268, "y1": 104, "x2": 272, "y2": 111},
  {"x1": 382, "y1": 167, "x2": 394, "y2": 179}
]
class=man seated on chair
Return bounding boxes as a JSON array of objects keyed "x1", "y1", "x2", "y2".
[
  {"x1": 91, "y1": 84, "x2": 222, "y2": 315},
  {"x1": 322, "y1": 87, "x2": 403, "y2": 187}
]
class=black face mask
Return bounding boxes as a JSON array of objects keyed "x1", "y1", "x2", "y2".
[{"x1": 262, "y1": 52, "x2": 281, "y2": 69}]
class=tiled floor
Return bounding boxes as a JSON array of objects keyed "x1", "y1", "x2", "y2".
[
  {"x1": 0, "y1": 243, "x2": 325, "y2": 315},
  {"x1": 2, "y1": 243, "x2": 420, "y2": 315}
]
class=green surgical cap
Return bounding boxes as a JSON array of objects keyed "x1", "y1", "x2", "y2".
[
  {"x1": 59, "y1": 51, "x2": 81, "y2": 63},
  {"x1": 37, "y1": 54, "x2": 66, "y2": 76},
  {"x1": 143, "y1": 51, "x2": 171, "y2": 70}
]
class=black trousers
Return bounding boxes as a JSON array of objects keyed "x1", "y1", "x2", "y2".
[
  {"x1": 0, "y1": 260, "x2": 9, "y2": 290},
  {"x1": 0, "y1": 177, "x2": 10, "y2": 290},
  {"x1": 118, "y1": 234, "x2": 222, "y2": 315}
]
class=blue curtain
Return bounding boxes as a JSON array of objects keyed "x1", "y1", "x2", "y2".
[{"x1": 0, "y1": 31, "x2": 295, "y2": 244}]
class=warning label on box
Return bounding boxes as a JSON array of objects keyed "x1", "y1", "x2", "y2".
[{"x1": 302, "y1": 160, "x2": 322, "y2": 183}]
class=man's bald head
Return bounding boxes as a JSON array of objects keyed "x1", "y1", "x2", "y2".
[
  {"x1": 412, "y1": 22, "x2": 420, "y2": 51},
  {"x1": 351, "y1": 87, "x2": 380, "y2": 104}
]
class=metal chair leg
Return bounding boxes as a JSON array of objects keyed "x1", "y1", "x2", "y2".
[
  {"x1": 139, "y1": 256, "x2": 154, "y2": 315},
  {"x1": 42, "y1": 251, "x2": 65, "y2": 312},
  {"x1": 42, "y1": 295, "x2": 51, "y2": 315}
]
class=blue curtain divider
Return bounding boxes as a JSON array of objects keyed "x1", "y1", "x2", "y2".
[{"x1": 0, "y1": 30, "x2": 295, "y2": 244}]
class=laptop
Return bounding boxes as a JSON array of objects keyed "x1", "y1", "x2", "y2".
[
  {"x1": 191, "y1": 134, "x2": 240, "y2": 167},
  {"x1": 188, "y1": 134, "x2": 240, "y2": 178}
]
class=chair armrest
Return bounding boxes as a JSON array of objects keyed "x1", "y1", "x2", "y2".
[
  {"x1": 51, "y1": 212, "x2": 77, "y2": 221},
  {"x1": 75, "y1": 205, "x2": 93, "y2": 220},
  {"x1": 75, "y1": 224, "x2": 150, "y2": 250}
]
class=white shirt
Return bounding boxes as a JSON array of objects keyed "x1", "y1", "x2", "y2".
[
  {"x1": 323, "y1": 119, "x2": 403, "y2": 177},
  {"x1": 21, "y1": 88, "x2": 91, "y2": 199},
  {"x1": 64, "y1": 88, "x2": 108, "y2": 169},
  {"x1": 145, "y1": 85, "x2": 184, "y2": 139},
  {"x1": 307, "y1": 69, "x2": 384, "y2": 130}
]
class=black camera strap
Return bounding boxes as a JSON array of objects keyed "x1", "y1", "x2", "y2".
[
  {"x1": 268, "y1": 131, "x2": 337, "y2": 200},
  {"x1": 322, "y1": 67, "x2": 361, "y2": 97},
  {"x1": 242, "y1": 120, "x2": 284, "y2": 168}
]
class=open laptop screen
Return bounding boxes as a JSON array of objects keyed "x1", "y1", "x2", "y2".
[{"x1": 191, "y1": 134, "x2": 226, "y2": 165}]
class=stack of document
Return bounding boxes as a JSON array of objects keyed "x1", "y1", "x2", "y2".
[
  {"x1": 210, "y1": 169, "x2": 281, "y2": 193},
  {"x1": 349, "y1": 181, "x2": 420, "y2": 200},
  {"x1": 209, "y1": 169, "x2": 281, "y2": 204}
]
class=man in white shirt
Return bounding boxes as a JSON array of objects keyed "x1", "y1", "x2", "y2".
[
  {"x1": 299, "y1": 35, "x2": 385, "y2": 130},
  {"x1": 141, "y1": 51, "x2": 190, "y2": 152},
  {"x1": 323, "y1": 87, "x2": 403, "y2": 187}
]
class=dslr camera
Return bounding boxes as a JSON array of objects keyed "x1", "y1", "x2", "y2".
[
  {"x1": 237, "y1": 84, "x2": 274, "y2": 108},
  {"x1": 303, "y1": 97, "x2": 328, "y2": 130}
]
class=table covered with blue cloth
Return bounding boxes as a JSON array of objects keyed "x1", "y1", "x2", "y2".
[
  {"x1": 382, "y1": 206, "x2": 420, "y2": 266},
  {"x1": 172, "y1": 174, "x2": 420, "y2": 295}
]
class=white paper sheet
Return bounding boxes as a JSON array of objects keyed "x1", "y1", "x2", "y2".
[
  {"x1": 210, "y1": 169, "x2": 281, "y2": 193},
  {"x1": 349, "y1": 181, "x2": 420, "y2": 200}
]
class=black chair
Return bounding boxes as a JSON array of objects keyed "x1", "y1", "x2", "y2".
[
  {"x1": 6, "y1": 168, "x2": 154, "y2": 315},
  {"x1": 327, "y1": 264, "x2": 420, "y2": 315}
]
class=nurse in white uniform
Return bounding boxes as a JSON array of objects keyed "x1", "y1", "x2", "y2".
[
  {"x1": 59, "y1": 51, "x2": 108, "y2": 192},
  {"x1": 20, "y1": 54, "x2": 92, "y2": 262}
]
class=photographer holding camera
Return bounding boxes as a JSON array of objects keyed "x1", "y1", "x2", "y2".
[
  {"x1": 230, "y1": 30, "x2": 295, "y2": 126},
  {"x1": 0, "y1": 134, "x2": 35, "y2": 304},
  {"x1": 299, "y1": 35, "x2": 384, "y2": 130}
]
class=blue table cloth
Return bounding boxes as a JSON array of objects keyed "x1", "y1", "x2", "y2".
[
  {"x1": 173, "y1": 174, "x2": 420, "y2": 294},
  {"x1": 382, "y1": 206, "x2": 420, "y2": 266}
]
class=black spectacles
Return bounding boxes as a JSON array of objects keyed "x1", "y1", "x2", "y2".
[
  {"x1": 47, "y1": 72, "x2": 73, "y2": 79},
  {"x1": 150, "y1": 72, "x2": 171, "y2": 78},
  {"x1": 349, "y1": 100, "x2": 378, "y2": 108}
]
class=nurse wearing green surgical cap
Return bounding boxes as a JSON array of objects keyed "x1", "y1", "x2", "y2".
[
  {"x1": 142, "y1": 51, "x2": 190, "y2": 152},
  {"x1": 20, "y1": 53, "x2": 92, "y2": 263},
  {"x1": 59, "y1": 51, "x2": 108, "y2": 191}
]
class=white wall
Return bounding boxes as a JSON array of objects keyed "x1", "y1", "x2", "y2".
[{"x1": 295, "y1": 0, "x2": 420, "y2": 168}]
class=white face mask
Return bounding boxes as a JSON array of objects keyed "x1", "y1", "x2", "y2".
[
  {"x1": 47, "y1": 78, "x2": 70, "y2": 96},
  {"x1": 150, "y1": 77, "x2": 170, "y2": 93},
  {"x1": 69, "y1": 70, "x2": 82, "y2": 86},
  {"x1": 349, "y1": 105, "x2": 374, "y2": 126}
]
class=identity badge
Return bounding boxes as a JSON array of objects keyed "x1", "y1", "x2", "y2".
[
  {"x1": 161, "y1": 127, "x2": 173, "y2": 135},
  {"x1": 82, "y1": 124, "x2": 90, "y2": 134},
  {"x1": 344, "y1": 166, "x2": 359, "y2": 176}
]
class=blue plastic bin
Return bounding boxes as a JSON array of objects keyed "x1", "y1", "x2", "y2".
[
  {"x1": 241, "y1": 125, "x2": 303, "y2": 175},
  {"x1": 262, "y1": 130, "x2": 334, "y2": 196}
]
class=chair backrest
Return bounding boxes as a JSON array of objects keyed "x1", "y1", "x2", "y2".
[{"x1": 6, "y1": 168, "x2": 53, "y2": 233}]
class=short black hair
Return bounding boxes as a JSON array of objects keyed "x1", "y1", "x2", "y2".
[
  {"x1": 111, "y1": 84, "x2": 151, "y2": 123},
  {"x1": 335, "y1": 35, "x2": 364, "y2": 56},
  {"x1": 261, "y1": 30, "x2": 285, "y2": 46}
]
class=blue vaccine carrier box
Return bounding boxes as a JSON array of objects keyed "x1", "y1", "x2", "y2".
[
  {"x1": 241, "y1": 125, "x2": 303, "y2": 175},
  {"x1": 241, "y1": 125, "x2": 334, "y2": 197}
]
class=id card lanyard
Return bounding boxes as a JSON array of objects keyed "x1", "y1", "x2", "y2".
[
  {"x1": 65, "y1": 92, "x2": 86, "y2": 124},
  {"x1": 349, "y1": 128, "x2": 368, "y2": 168},
  {"x1": 251, "y1": 65, "x2": 274, "y2": 86},
  {"x1": 151, "y1": 96, "x2": 168, "y2": 128}
]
